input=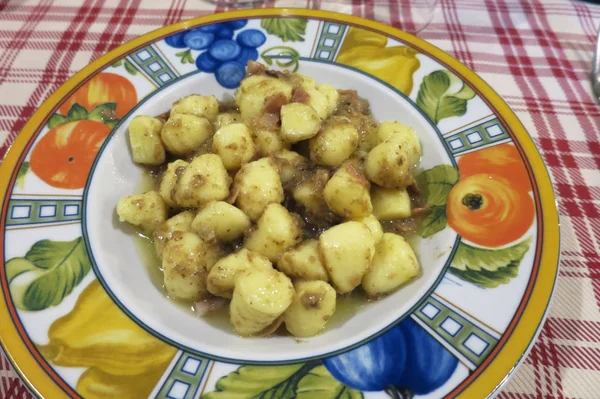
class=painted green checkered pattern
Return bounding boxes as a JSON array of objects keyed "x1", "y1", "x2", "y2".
[
  {"x1": 155, "y1": 352, "x2": 210, "y2": 399},
  {"x1": 312, "y1": 22, "x2": 346, "y2": 62},
  {"x1": 129, "y1": 45, "x2": 178, "y2": 87},
  {"x1": 446, "y1": 118, "x2": 510, "y2": 156},
  {"x1": 414, "y1": 296, "x2": 498, "y2": 367},
  {"x1": 7, "y1": 199, "x2": 82, "y2": 226}
]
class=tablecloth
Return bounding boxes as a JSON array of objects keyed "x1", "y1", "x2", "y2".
[{"x1": 0, "y1": 0, "x2": 599, "y2": 398}]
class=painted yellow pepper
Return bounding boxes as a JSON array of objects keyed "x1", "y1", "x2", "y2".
[
  {"x1": 336, "y1": 27, "x2": 420, "y2": 96},
  {"x1": 38, "y1": 280, "x2": 177, "y2": 376},
  {"x1": 77, "y1": 365, "x2": 168, "y2": 399}
]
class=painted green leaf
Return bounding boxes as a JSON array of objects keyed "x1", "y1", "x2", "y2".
[
  {"x1": 88, "y1": 103, "x2": 118, "y2": 124},
  {"x1": 449, "y1": 238, "x2": 531, "y2": 288},
  {"x1": 296, "y1": 365, "x2": 363, "y2": 399},
  {"x1": 47, "y1": 113, "x2": 68, "y2": 129},
  {"x1": 124, "y1": 59, "x2": 138, "y2": 75},
  {"x1": 260, "y1": 46, "x2": 301, "y2": 72},
  {"x1": 416, "y1": 164, "x2": 459, "y2": 206},
  {"x1": 111, "y1": 59, "x2": 123, "y2": 67},
  {"x1": 419, "y1": 205, "x2": 447, "y2": 238},
  {"x1": 176, "y1": 49, "x2": 194, "y2": 64},
  {"x1": 416, "y1": 70, "x2": 476, "y2": 124},
  {"x1": 202, "y1": 362, "x2": 319, "y2": 399},
  {"x1": 16, "y1": 162, "x2": 29, "y2": 189},
  {"x1": 6, "y1": 237, "x2": 91, "y2": 311},
  {"x1": 67, "y1": 103, "x2": 88, "y2": 121},
  {"x1": 261, "y1": 18, "x2": 307, "y2": 42}
]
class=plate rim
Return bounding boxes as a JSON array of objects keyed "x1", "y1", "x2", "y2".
[{"x1": 0, "y1": 8, "x2": 561, "y2": 399}]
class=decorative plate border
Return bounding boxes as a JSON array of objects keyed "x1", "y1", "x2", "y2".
[{"x1": 0, "y1": 9, "x2": 560, "y2": 399}]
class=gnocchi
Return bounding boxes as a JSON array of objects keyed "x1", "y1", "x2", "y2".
[
  {"x1": 323, "y1": 161, "x2": 372, "y2": 219},
  {"x1": 277, "y1": 239, "x2": 329, "y2": 281},
  {"x1": 207, "y1": 249, "x2": 272, "y2": 298},
  {"x1": 161, "y1": 113, "x2": 213, "y2": 156},
  {"x1": 284, "y1": 280, "x2": 336, "y2": 337},
  {"x1": 172, "y1": 154, "x2": 232, "y2": 208},
  {"x1": 128, "y1": 115, "x2": 165, "y2": 165},
  {"x1": 191, "y1": 201, "x2": 250, "y2": 242},
  {"x1": 212, "y1": 123, "x2": 255, "y2": 170},
  {"x1": 362, "y1": 233, "x2": 420, "y2": 297},
  {"x1": 244, "y1": 203, "x2": 303, "y2": 262},
  {"x1": 230, "y1": 268, "x2": 294, "y2": 336},
  {"x1": 116, "y1": 191, "x2": 167, "y2": 231},
  {"x1": 309, "y1": 116, "x2": 359, "y2": 167},
  {"x1": 117, "y1": 61, "x2": 427, "y2": 338},
  {"x1": 171, "y1": 95, "x2": 219, "y2": 121},
  {"x1": 233, "y1": 157, "x2": 284, "y2": 221},
  {"x1": 319, "y1": 221, "x2": 375, "y2": 294}
]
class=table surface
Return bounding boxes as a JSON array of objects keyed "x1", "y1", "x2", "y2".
[{"x1": 0, "y1": 0, "x2": 599, "y2": 398}]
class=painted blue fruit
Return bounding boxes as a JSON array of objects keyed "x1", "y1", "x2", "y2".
[
  {"x1": 196, "y1": 52, "x2": 222, "y2": 73},
  {"x1": 323, "y1": 326, "x2": 407, "y2": 391},
  {"x1": 209, "y1": 39, "x2": 242, "y2": 62},
  {"x1": 183, "y1": 30, "x2": 215, "y2": 50},
  {"x1": 235, "y1": 47, "x2": 259, "y2": 67},
  {"x1": 215, "y1": 61, "x2": 246, "y2": 89},
  {"x1": 225, "y1": 20, "x2": 248, "y2": 30},
  {"x1": 216, "y1": 27, "x2": 234, "y2": 40},
  {"x1": 397, "y1": 318, "x2": 459, "y2": 395},
  {"x1": 194, "y1": 23, "x2": 224, "y2": 33},
  {"x1": 164, "y1": 32, "x2": 187, "y2": 48},
  {"x1": 236, "y1": 29, "x2": 267, "y2": 48}
]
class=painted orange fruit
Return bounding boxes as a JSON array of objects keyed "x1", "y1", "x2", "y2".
[
  {"x1": 457, "y1": 143, "x2": 531, "y2": 193},
  {"x1": 59, "y1": 72, "x2": 137, "y2": 119},
  {"x1": 447, "y1": 173, "x2": 535, "y2": 247},
  {"x1": 30, "y1": 120, "x2": 112, "y2": 189}
]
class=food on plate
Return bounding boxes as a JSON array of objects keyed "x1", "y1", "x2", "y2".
[{"x1": 117, "y1": 61, "x2": 427, "y2": 338}]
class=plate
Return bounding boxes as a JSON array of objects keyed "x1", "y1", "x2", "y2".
[{"x1": 0, "y1": 8, "x2": 560, "y2": 399}]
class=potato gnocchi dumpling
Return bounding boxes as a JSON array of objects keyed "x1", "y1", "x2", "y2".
[
  {"x1": 235, "y1": 74, "x2": 294, "y2": 120},
  {"x1": 284, "y1": 280, "x2": 336, "y2": 337},
  {"x1": 278, "y1": 239, "x2": 329, "y2": 282},
  {"x1": 244, "y1": 203, "x2": 303, "y2": 262},
  {"x1": 117, "y1": 191, "x2": 167, "y2": 231},
  {"x1": 191, "y1": 201, "x2": 250, "y2": 242},
  {"x1": 161, "y1": 113, "x2": 213, "y2": 156},
  {"x1": 230, "y1": 268, "x2": 294, "y2": 336},
  {"x1": 154, "y1": 210, "x2": 195, "y2": 257},
  {"x1": 365, "y1": 139, "x2": 413, "y2": 189},
  {"x1": 291, "y1": 169, "x2": 330, "y2": 217},
  {"x1": 171, "y1": 95, "x2": 219, "y2": 121},
  {"x1": 323, "y1": 161, "x2": 372, "y2": 219},
  {"x1": 319, "y1": 221, "x2": 375, "y2": 294},
  {"x1": 309, "y1": 116, "x2": 359, "y2": 167},
  {"x1": 280, "y1": 103, "x2": 322, "y2": 143},
  {"x1": 353, "y1": 214, "x2": 384, "y2": 244},
  {"x1": 371, "y1": 186, "x2": 412, "y2": 220},
  {"x1": 172, "y1": 154, "x2": 231, "y2": 208},
  {"x1": 272, "y1": 150, "x2": 310, "y2": 187},
  {"x1": 233, "y1": 157, "x2": 284, "y2": 221},
  {"x1": 377, "y1": 121, "x2": 422, "y2": 166},
  {"x1": 207, "y1": 249, "x2": 272, "y2": 299},
  {"x1": 213, "y1": 112, "x2": 242, "y2": 131},
  {"x1": 162, "y1": 232, "x2": 212, "y2": 301},
  {"x1": 362, "y1": 233, "x2": 420, "y2": 297},
  {"x1": 158, "y1": 159, "x2": 189, "y2": 208},
  {"x1": 253, "y1": 129, "x2": 290, "y2": 157},
  {"x1": 117, "y1": 61, "x2": 427, "y2": 338},
  {"x1": 212, "y1": 123, "x2": 255, "y2": 170},
  {"x1": 128, "y1": 115, "x2": 165, "y2": 165}
]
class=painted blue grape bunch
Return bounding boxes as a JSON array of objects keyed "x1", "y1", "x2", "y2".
[{"x1": 164, "y1": 20, "x2": 267, "y2": 89}]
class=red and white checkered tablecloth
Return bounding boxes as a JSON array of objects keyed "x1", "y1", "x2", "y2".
[{"x1": 1, "y1": 0, "x2": 599, "y2": 398}]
